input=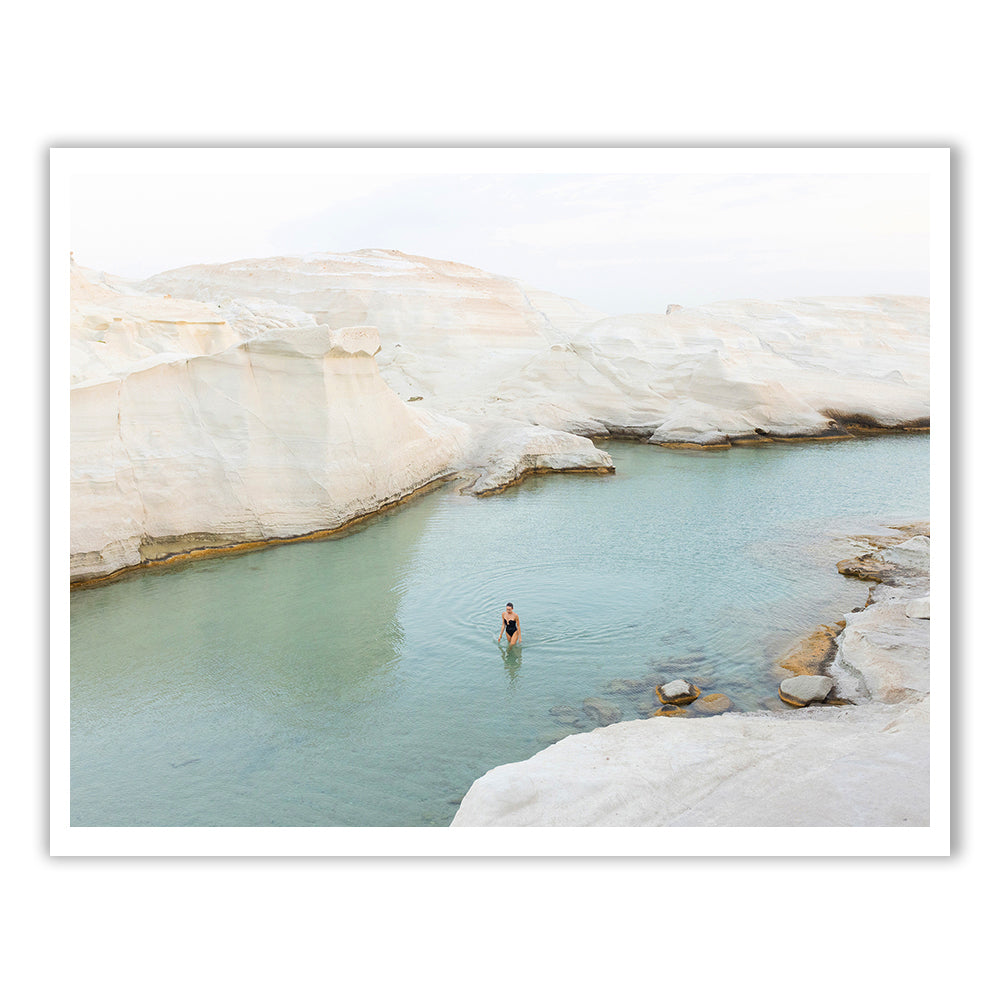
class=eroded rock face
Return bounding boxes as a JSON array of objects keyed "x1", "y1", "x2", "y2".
[
  {"x1": 134, "y1": 253, "x2": 929, "y2": 444},
  {"x1": 70, "y1": 307, "x2": 470, "y2": 582},
  {"x1": 70, "y1": 252, "x2": 930, "y2": 585}
]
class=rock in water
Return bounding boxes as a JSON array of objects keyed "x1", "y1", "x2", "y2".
[
  {"x1": 656, "y1": 680, "x2": 700, "y2": 705},
  {"x1": 582, "y1": 698, "x2": 623, "y2": 726},
  {"x1": 691, "y1": 693, "x2": 733, "y2": 715},
  {"x1": 549, "y1": 706, "x2": 581, "y2": 726},
  {"x1": 779, "y1": 675, "x2": 834, "y2": 707}
]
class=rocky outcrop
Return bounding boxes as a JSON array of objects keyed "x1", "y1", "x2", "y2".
[
  {"x1": 70, "y1": 252, "x2": 930, "y2": 584},
  {"x1": 830, "y1": 530, "x2": 931, "y2": 704},
  {"x1": 460, "y1": 420, "x2": 614, "y2": 496},
  {"x1": 135, "y1": 253, "x2": 929, "y2": 444},
  {"x1": 452, "y1": 526, "x2": 932, "y2": 827},
  {"x1": 777, "y1": 623, "x2": 844, "y2": 676},
  {"x1": 70, "y1": 312, "x2": 470, "y2": 583},
  {"x1": 449, "y1": 701, "x2": 929, "y2": 826}
]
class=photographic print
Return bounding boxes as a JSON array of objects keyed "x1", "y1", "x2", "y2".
[{"x1": 52, "y1": 147, "x2": 949, "y2": 855}]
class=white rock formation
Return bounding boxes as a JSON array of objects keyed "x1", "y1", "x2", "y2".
[
  {"x1": 70, "y1": 272, "x2": 471, "y2": 582},
  {"x1": 449, "y1": 701, "x2": 929, "y2": 827},
  {"x1": 461, "y1": 419, "x2": 614, "y2": 496},
  {"x1": 830, "y1": 534, "x2": 932, "y2": 704},
  {"x1": 70, "y1": 250, "x2": 930, "y2": 585},
  {"x1": 135, "y1": 250, "x2": 604, "y2": 417},
  {"x1": 452, "y1": 529, "x2": 932, "y2": 827},
  {"x1": 134, "y1": 251, "x2": 930, "y2": 442}
]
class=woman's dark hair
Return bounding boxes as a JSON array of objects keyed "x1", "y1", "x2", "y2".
[{"x1": 506, "y1": 602, "x2": 513, "y2": 608}]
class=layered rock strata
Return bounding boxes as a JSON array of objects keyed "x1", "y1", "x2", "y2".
[
  {"x1": 451, "y1": 527, "x2": 931, "y2": 826},
  {"x1": 136, "y1": 252, "x2": 929, "y2": 444},
  {"x1": 70, "y1": 301, "x2": 470, "y2": 583},
  {"x1": 70, "y1": 252, "x2": 930, "y2": 584}
]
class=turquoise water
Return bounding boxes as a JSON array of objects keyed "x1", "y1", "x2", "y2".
[{"x1": 70, "y1": 435, "x2": 929, "y2": 827}]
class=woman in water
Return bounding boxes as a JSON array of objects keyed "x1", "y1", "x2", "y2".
[{"x1": 499, "y1": 602, "x2": 521, "y2": 646}]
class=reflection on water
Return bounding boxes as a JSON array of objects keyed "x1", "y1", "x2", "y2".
[
  {"x1": 499, "y1": 643, "x2": 523, "y2": 687},
  {"x1": 71, "y1": 435, "x2": 930, "y2": 827}
]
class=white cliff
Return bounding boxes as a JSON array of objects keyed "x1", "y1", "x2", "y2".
[
  {"x1": 70, "y1": 250, "x2": 929, "y2": 585},
  {"x1": 70, "y1": 269, "x2": 471, "y2": 582},
  {"x1": 135, "y1": 251, "x2": 929, "y2": 440}
]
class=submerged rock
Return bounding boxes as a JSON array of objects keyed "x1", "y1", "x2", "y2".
[
  {"x1": 604, "y1": 678, "x2": 649, "y2": 695},
  {"x1": 549, "y1": 706, "x2": 581, "y2": 726},
  {"x1": 778, "y1": 624, "x2": 844, "y2": 676},
  {"x1": 761, "y1": 696, "x2": 796, "y2": 712},
  {"x1": 690, "y1": 693, "x2": 733, "y2": 715},
  {"x1": 582, "y1": 698, "x2": 623, "y2": 726},
  {"x1": 667, "y1": 653, "x2": 708, "y2": 666}
]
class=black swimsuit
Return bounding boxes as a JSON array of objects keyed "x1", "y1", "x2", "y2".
[{"x1": 505, "y1": 618, "x2": 517, "y2": 636}]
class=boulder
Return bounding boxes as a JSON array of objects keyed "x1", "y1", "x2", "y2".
[
  {"x1": 691, "y1": 693, "x2": 733, "y2": 715},
  {"x1": 779, "y1": 675, "x2": 834, "y2": 707},
  {"x1": 656, "y1": 680, "x2": 700, "y2": 705}
]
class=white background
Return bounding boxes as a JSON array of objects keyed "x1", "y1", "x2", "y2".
[{"x1": 6, "y1": 3, "x2": 994, "y2": 998}]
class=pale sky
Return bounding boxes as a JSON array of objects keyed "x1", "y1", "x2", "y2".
[{"x1": 65, "y1": 150, "x2": 936, "y2": 314}]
